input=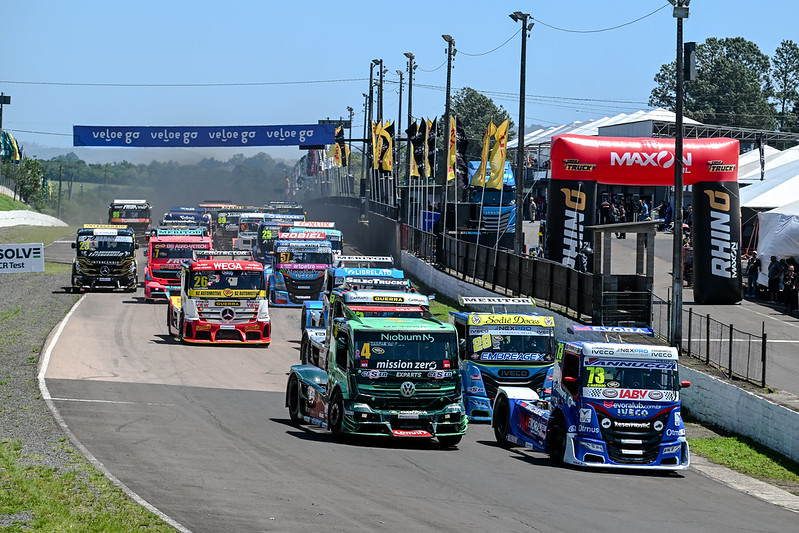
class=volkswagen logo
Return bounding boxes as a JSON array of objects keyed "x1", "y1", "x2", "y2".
[
  {"x1": 99, "y1": 266, "x2": 110, "y2": 275},
  {"x1": 400, "y1": 381, "x2": 416, "y2": 397},
  {"x1": 220, "y1": 308, "x2": 236, "y2": 322}
]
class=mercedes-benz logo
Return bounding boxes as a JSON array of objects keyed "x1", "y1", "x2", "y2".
[
  {"x1": 400, "y1": 381, "x2": 416, "y2": 397},
  {"x1": 99, "y1": 266, "x2": 110, "y2": 275},
  {"x1": 220, "y1": 308, "x2": 236, "y2": 322}
]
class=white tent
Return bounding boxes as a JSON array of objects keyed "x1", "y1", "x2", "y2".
[
  {"x1": 740, "y1": 158, "x2": 799, "y2": 209},
  {"x1": 756, "y1": 200, "x2": 799, "y2": 285},
  {"x1": 738, "y1": 145, "x2": 799, "y2": 185}
]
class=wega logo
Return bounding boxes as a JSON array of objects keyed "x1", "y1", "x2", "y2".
[
  {"x1": 704, "y1": 190, "x2": 737, "y2": 279},
  {"x1": 610, "y1": 151, "x2": 692, "y2": 172},
  {"x1": 707, "y1": 160, "x2": 736, "y2": 172},
  {"x1": 212, "y1": 262, "x2": 244, "y2": 270},
  {"x1": 560, "y1": 187, "x2": 586, "y2": 269},
  {"x1": 562, "y1": 158, "x2": 596, "y2": 172}
]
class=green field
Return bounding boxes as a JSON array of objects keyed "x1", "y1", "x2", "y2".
[
  {"x1": 0, "y1": 226, "x2": 76, "y2": 245},
  {"x1": 0, "y1": 194, "x2": 30, "y2": 212}
]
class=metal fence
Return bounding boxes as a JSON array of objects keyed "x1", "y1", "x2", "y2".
[
  {"x1": 403, "y1": 225, "x2": 593, "y2": 320},
  {"x1": 651, "y1": 294, "x2": 767, "y2": 387}
]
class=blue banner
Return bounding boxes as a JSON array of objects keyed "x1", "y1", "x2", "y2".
[{"x1": 73, "y1": 124, "x2": 335, "y2": 147}]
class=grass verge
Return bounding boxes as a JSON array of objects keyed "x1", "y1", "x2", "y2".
[
  {"x1": 0, "y1": 440, "x2": 174, "y2": 532},
  {"x1": 0, "y1": 195, "x2": 30, "y2": 212},
  {"x1": 0, "y1": 226, "x2": 76, "y2": 245},
  {"x1": 688, "y1": 433, "x2": 799, "y2": 495}
]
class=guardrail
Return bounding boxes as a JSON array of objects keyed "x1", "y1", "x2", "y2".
[{"x1": 651, "y1": 293, "x2": 767, "y2": 388}]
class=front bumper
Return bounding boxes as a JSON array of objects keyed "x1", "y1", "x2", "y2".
[
  {"x1": 73, "y1": 274, "x2": 137, "y2": 291},
  {"x1": 564, "y1": 433, "x2": 690, "y2": 471},
  {"x1": 145, "y1": 280, "x2": 180, "y2": 300},
  {"x1": 341, "y1": 402, "x2": 467, "y2": 438},
  {"x1": 182, "y1": 318, "x2": 271, "y2": 344}
]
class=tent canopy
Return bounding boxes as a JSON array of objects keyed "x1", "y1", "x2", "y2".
[
  {"x1": 756, "y1": 200, "x2": 799, "y2": 284},
  {"x1": 740, "y1": 158, "x2": 799, "y2": 209}
]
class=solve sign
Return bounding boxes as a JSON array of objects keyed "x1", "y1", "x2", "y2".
[{"x1": 0, "y1": 243, "x2": 45, "y2": 273}]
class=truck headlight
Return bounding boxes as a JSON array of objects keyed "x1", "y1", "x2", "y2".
[
  {"x1": 257, "y1": 301, "x2": 270, "y2": 321},
  {"x1": 183, "y1": 299, "x2": 199, "y2": 321},
  {"x1": 274, "y1": 274, "x2": 287, "y2": 292}
]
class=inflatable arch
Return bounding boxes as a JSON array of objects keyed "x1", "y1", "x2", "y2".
[{"x1": 545, "y1": 134, "x2": 741, "y2": 304}]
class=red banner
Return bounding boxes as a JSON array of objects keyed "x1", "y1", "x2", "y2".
[{"x1": 550, "y1": 135, "x2": 739, "y2": 185}]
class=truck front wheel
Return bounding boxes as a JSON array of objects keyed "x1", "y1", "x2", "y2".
[
  {"x1": 328, "y1": 391, "x2": 344, "y2": 439},
  {"x1": 492, "y1": 396, "x2": 512, "y2": 448},
  {"x1": 547, "y1": 413, "x2": 567, "y2": 464},
  {"x1": 287, "y1": 376, "x2": 302, "y2": 423},
  {"x1": 300, "y1": 334, "x2": 309, "y2": 364}
]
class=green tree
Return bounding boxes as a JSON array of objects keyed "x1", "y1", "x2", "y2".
[
  {"x1": 771, "y1": 39, "x2": 799, "y2": 131},
  {"x1": 2, "y1": 158, "x2": 48, "y2": 209},
  {"x1": 649, "y1": 37, "x2": 776, "y2": 129},
  {"x1": 449, "y1": 87, "x2": 515, "y2": 161}
]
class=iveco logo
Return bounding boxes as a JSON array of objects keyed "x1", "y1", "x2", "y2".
[
  {"x1": 99, "y1": 266, "x2": 110, "y2": 275},
  {"x1": 400, "y1": 381, "x2": 416, "y2": 397},
  {"x1": 221, "y1": 308, "x2": 235, "y2": 322},
  {"x1": 498, "y1": 369, "x2": 529, "y2": 378}
]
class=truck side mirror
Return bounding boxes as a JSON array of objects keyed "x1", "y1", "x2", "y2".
[
  {"x1": 563, "y1": 376, "x2": 577, "y2": 384},
  {"x1": 680, "y1": 380, "x2": 691, "y2": 389},
  {"x1": 135, "y1": 243, "x2": 140, "y2": 250},
  {"x1": 71, "y1": 242, "x2": 76, "y2": 249}
]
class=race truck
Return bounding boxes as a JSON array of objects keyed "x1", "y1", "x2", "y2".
[
  {"x1": 268, "y1": 231, "x2": 333, "y2": 306},
  {"x1": 300, "y1": 255, "x2": 409, "y2": 335},
  {"x1": 162, "y1": 208, "x2": 212, "y2": 237},
  {"x1": 285, "y1": 294, "x2": 466, "y2": 447},
  {"x1": 264, "y1": 201, "x2": 305, "y2": 218},
  {"x1": 144, "y1": 227, "x2": 212, "y2": 301},
  {"x1": 214, "y1": 207, "x2": 250, "y2": 250},
  {"x1": 491, "y1": 326, "x2": 692, "y2": 470},
  {"x1": 108, "y1": 199, "x2": 151, "y2": 241},
  {"x1": 167, "y1": 254, "x2": 271, "y2": 345},
  {"x1": 289, "y1": 225, "x2": 343, "y2": 255},
  {"x1": 71, "y1": 224, "x2": 139, "y2": 292},
  {"x1": 253, "y1": 220, "x2": 293, "y2": 265},
  {"x1": 449, "y1": 297, "x2": 556, "y2": 421},
  {"x1": 301, "y1": 288, "x2": 424, "y2": 368},
  {"x1": 232, "y1": 212, "x2": 269, "y2": 252}
]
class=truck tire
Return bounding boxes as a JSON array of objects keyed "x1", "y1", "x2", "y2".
[
  {"x1": 287, "y1": 376, "x2": 302, "y2": 424},
  {"x1": 328, "y1": 391, "x2": 344, "y2": 440},
  {"x1": 166, "y1": 308, "x2": 173, "y2": 336},
  {"x1": 300, "y1": 334, "x2": 309, "y2": 364},
  {"x1": 492, "y1": 396, "x2": 512, "y2": 448},
  {"x1": 437, "y1": 435, "x2": 462, "y2": 449},
  {"x1": 547, "y1": 413, "x2": 567, "y2": 464},
  {"x1": 300, "y1": 307, "x2": 307, "y2": 333}
]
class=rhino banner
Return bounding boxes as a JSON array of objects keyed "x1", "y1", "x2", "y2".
[{"x1": 546, "y1": 134, "x2": 740, "y2": 304}]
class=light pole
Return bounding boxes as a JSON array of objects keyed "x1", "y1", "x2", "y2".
[
  {"x1": 0, "y1": 93, "x2": 10, "y2": 189},
  {"x1": 510, "y1": 11, "x2": 534, "y2": 256},
  {"x1": 669, "y1": 0, "x2": 689, "y2": 352},
  {"x1": 440, "y1": 34, "x2": 456, "y2": 256},
  {"x1": 377, "y1": 59, "x2": 385, "y2": 123},
  {"x1": 404, "y1": 52, "x2": 415, "y2": 211},
  {"x1": 347, "y1": 105, "x2": 354, "y2": 195}
]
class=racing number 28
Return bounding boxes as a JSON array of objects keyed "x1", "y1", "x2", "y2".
[{"x1": 472, "y1": 333, "x2": 492, "y2": 353}]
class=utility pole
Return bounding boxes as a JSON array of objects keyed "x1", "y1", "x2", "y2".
[
  {"x1": 510, "y1": 11, "x2": 533, "y2": 255},
  {"x1": 0, "y1": 93, "x2": 10, "y2": 190},
  {"x1": 58, "y1": 165, "x2": 63, "y2": 219},
  {"x1": 440, "y1": 34, "x2": 456, "y2": 258},
  {"x1": 396, "y1": 69, "x2": 404, "y2": 208},
  {"x1": 670, "y1": 0, "x2": 689, "y2": 352},
  {"x1": 377, "y1": 59, "x2": 384, "y2": 123},
  {"x1": 347, "y1": 105, "x2": 354, "y2": 195}
]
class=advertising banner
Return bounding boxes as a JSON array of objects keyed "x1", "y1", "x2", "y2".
[
  {"x1": 73, "y1": 124, "x2": 336, "y2": 147},
  {"x1": 0, "y1": 243, "x2": 45, "y2": 273},
  {"x1": 545, "y1": 178, "x2": 597, "y2": 268},
  {"x1": 550, "y1": 135, "x2": 739, "y2": 185}
]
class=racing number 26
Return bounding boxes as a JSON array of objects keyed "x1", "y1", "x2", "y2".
[{"x1": 193, "y1": 275, "x2": 209, "y2": 288}]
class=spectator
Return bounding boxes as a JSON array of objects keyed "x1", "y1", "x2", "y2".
[
  {"x1": 528, "y1": 195, "x2": 536, "y2": 222},
  {"x1": 783, "y1": 263, "x2": 797, "y2": 315},
  {"x1": 638, "y1": 199, "x2": 650, "y2": 221},
  {"x1": 684, "y1": 204, "x2": 693, "y2": 228},
  {"x1": 745, "y1": 252, "x2": 761, "y2": 297},
  {"x1": 767, "y1": 255, "x2": 783, "y2": 303},
  {"x1": 664, "y1": 202, "x2": 673, "y2": 230},
  {"x1": 599, "y1": 197, "x2": 611, "y2": 224}
]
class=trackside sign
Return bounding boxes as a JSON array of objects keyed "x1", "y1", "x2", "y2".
[{"x1": 0, "y1": 243, "x2": 45, "y2": 273}]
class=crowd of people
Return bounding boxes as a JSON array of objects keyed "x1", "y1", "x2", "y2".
[{"x1": 749, "y1": 253, "x2": 798, "y2": 315}]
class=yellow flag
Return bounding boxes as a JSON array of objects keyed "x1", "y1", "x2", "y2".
[
  {"x1": 471, "y1": 121, "x2": 496, "y2": 187},
  {"x1": 371, "y1": 121, "x2": 382, "y2": 170},
  {"x1": 447, "y1": 116, "x2": 457, "y2": 182},
  {"x1": 423, "y1": 118, "x2": 433, "y2": 178},
  {"x1": 379, "y1": 121, "x2": 394, "y2": 172},
  {"x1": 487, "y1": 119, "x2": 509, "y2": 189}
]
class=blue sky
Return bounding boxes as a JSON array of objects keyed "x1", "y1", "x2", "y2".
[{"x1": 2, "y1": 0, "x2": 795, "y2": 163}]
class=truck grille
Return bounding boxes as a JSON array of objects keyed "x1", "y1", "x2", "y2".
[
  {"x1": 152, "y1": 269, "x2": 180, "y2": 281},
  {"x1": 357, "y1": 382, "x2": 459, "y2": 411},
  {"x1": 78, "y1": 257, "x2": 134, "y2": 277},
  {"x1": 197, "y1": 307, "x2": 259, "y2": 322},
  {"x1": 285, "y1": 275, "x2": 324, "y2": 303},
  {"x1": 596, "y1": 411, "x2": 670, "y2": 464}
]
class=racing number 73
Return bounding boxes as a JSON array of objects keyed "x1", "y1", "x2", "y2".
[{"x1": 586, "y1": 366, "x2": 605, "y2": 385}]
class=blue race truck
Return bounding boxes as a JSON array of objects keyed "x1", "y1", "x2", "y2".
[
  {"x1": 462, "y1": 161, "x2": 516, "y2": 249},
  {"x1": 450, "y1": 297, "x2": 555, "y2": 421},
  {"x1": 492, "y1": 326, "x2": 691, "y2": 470}
]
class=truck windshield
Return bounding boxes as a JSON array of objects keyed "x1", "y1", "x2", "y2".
[
  {"x1": 113, "y1": 209, "x2": 147, "y2": 219},
  {"x1": 354, "y1": 331, "x2": 457, "y2": 371},
  {"x1": 467, "y1": 325, "x2": 553, "y2": 364},
  {"x1": 582, "y1": 360, "x2": 678, "y2": 391},
  {"x1": 190, "y1": 270, "x2": 265, "y2": 292},
  {"x1": 151, "y1": 244, "x2": 203, "y2": 260},
  {"x1": 275, "y1": 248, "x2": 333, "y2": 265},
  {"x1": 77, "y1": 235, "x2": 134, "y2": 256}
]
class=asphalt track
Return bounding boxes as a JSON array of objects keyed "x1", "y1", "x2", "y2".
[{"x1": 37, "y1": 244, "x2": 797, "y2": 532}]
